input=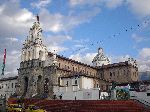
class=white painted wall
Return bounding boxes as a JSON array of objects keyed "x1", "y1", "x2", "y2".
[
  {"x1": 0, "y1": 78, "x2": 17, "y2": 100},
  {"x1": 60, "y1": 76, "x2": 94, "y2": 91},
  {"x1": 53, "y1": 76, "x2": 103, "y2": 100},
  {"x1": 54, "y1": 88, "x2": 100, "y2": 100},
  {"x1": 82, "y1": 77, "x2": 94, "y2": 89}
]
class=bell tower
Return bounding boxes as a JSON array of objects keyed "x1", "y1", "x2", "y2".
[{"x1": 21, "y1": 15, "x2": 47, "y2": 62}]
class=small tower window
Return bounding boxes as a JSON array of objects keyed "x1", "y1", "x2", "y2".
[
  {"x1": 39, "y1": 50, "x2": 43, "y2": 60},
  {"x1": 32, "y1": 49, "x2": 34, "y2": 59},
  {"x1": 75, "y1": 80, "x2": 77, "y2": 85},
  {"x1": 110, "y1": 72, "x2": 112, "y2": 77},
  {"x1": 12, "y1": 83, "x2": 13, "y2": 88},
  {"x1": 39, "y1": 62, "x2": 41, "y2": 67},
  {"x1": 28, "y1": 51, "x2": 31, "y2": 60}
]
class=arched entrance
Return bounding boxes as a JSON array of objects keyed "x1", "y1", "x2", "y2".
[
  {"x1": 44, "y1": 78, "x2": 49, "y2": 93},
  {"x1": 37, "y1": 75, "x2": 42, "y2": 94},
  {"x1": 24, "y1": 77, "x2": 28, "y2": 95}
]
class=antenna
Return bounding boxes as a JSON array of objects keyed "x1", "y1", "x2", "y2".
[{"x1": 1, "y1": 49, "x2": 6, "y2": 76}]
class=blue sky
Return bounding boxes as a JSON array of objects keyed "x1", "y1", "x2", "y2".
[{"x1": 0, "y1": 0, "x2": 150, "y2": 77}]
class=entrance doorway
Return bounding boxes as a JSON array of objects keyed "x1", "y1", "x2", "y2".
[
  {"x1": 37, "y1": 75, "x2": 42, "y2": 94},
  {"x1": 24, "y1": 77, "x2": 28, "y2": 95}
]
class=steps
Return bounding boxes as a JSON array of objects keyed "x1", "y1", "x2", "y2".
[{"x1": 8, "y1": 98, "x2": 150, "y2": 112}]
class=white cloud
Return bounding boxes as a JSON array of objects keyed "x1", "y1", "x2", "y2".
[
  {"x1": 31, "y1": 0, "x2": 51, "y2": 9},
  {"x1": 138, "y1": 61, "x2": 150, "y2": 72},
  {"x1": 0, "y1": 50, "x2": 20, "y2": 76},
  {"x1": 0, "y1": 1, "x2": 34, "y2": 38},
  {"x1": 139, "y1": 48, "x2": 150, "y2": 59},
  {"x1": 69, "y1": 53, "x2": 97, "y2": 65},
  {"x1": 44, "y1": 34, "x2": 72, "y2": 53},
  {"x1": 39, "y1": 9, "x2": 64, "y2": 33},
  {"x1": 15, "y1": 10, "x2": 33, "y2": 22},
  {"x1": 110, "y1": 50, "x2": 150, "y2": 72},
  {"x1": 0, "y1": 1, "x2": 36, "y2": 77},
  {"x1": 73, "y1": 38, "x2": 89, "y2": 43},
  {"x1": 74, "y1": 44, "x2": 84, "y2": 48},
  {"x1": 127, "y1": 0, "x2": 150, "y2": 17},
  {"x1": 105, "y1": 0, "x2": 124, "y2": 9},
  {"x1": 0, "y1": 4, "x2": 5, "y2": 14},
  {"x1": 69, "y1": 0, "x2": 150, "y2": 17},
  {"x1": 45, "y1": 34, "x2": 72, "y2": 45},
  {"x1": 47, "y1": 45, "x2": 68, "y2": 53},
  {"x1": 131, "y1": 33, "x2": 144, "y2": 43},
  {"x1": 69, "y1": 0, "x2": 102, "y2": 7},
  {"x1": 39, "y1": 7, "x2": 100, "y2": 32},
  {"x1": 6, "y1": 37, "x2": 18, "y2": 42},
  {"x1": 110, "y1": 54, "x2": 130, "y2": 63},
  {"x1": 110, "y1": 48, "x2": 150, "y2": 72}
]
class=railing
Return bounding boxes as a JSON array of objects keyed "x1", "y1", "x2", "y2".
[{"x1": 131, "y1": 96, "x2": 150, "y2": 107}]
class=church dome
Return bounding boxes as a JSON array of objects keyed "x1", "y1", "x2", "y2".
[{"x1": 92, "y1": 48, "x2": 110, "y2": 67}]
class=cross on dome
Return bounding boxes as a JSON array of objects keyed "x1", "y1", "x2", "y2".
[{"x1": 36, "y1": 14, "x2": 39, "y2": 22}]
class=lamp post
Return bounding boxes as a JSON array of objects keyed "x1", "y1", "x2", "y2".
[{"x1": 99, "y1": 88, "x2": 101, "y2": 100}]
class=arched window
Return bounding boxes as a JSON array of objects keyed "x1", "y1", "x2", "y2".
[
  {"x1": 32, "y1": 49, "x2": 34, "y2": 59},
  {"x1": 24, "y1": 52, "x2": 26, "y2": 60},
  {"x1": 39, "y1": 50, "x2": 43, "y2": 60},
  {"x1": 12, "y1": 83, "x2": 13, "y2": 88},
  {"x1": 73, "y1": 67, "x2": 74, "y2": 71},
  {"x1": 28, "y1": 51, "x2": 31, "y2": 60},
  {"x1": 110, "y1": 72, "x2": 112, "y2": 77}
]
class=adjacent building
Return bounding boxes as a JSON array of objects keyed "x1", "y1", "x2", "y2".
[{"x1": 0, "y1": 76, "x2": 18, "y2": 99}]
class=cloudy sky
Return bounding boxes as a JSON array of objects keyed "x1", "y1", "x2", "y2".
[{"x1": 0, "y1": 0, "x2": 150, "y2": 77}]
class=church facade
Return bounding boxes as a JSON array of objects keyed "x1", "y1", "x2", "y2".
[{"x1": 16, "y1": 16, "x2": 138, "y2": 99}]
